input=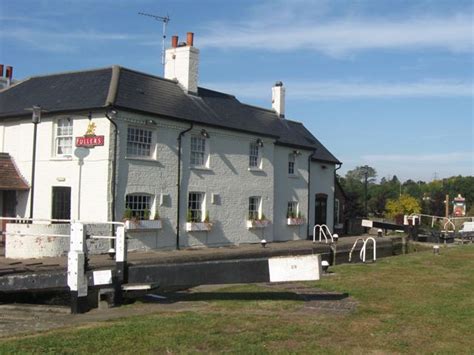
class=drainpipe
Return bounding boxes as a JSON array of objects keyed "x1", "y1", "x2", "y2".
[
  {"x1": 176, "y1": 123, "x2": 194, "y2": 250},
  {"x1": 105, "y1": 109, "x2": 118, "y2": 247},
  {"x1": 307, "y1": 149, "x2": 317, "y2": 239},
  {"x1": 334, "y1": 163, "x2": 342, "y2": 231}
]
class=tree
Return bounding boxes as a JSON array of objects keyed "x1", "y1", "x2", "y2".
[
  {"x1": 386, "y1": 194, "x2": 421, "y2": 218},
  {"x1": 341, "y1": 166, "x2": 377, "y2": 217},
  {"x1": 346, "y1": 166, "x2": 377, "y2": 183}
]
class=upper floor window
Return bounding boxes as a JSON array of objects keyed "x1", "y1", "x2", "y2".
[
  {"x1": 127, "y1": 127, "x2": 153, "y2": 158},
  {"x1": 249, "y1": 143, "x2": 259, "y2": 168},
  {"x1": 55, "y1": 118, "x2": 73, "y2": 156},
  {"x1": 125, "y1": 194, "x2": 151, "y2": 220},
  {"x1": 190, "y1": 135, "x2": 207, "y2": 167},
  {"x1": 287, "y1": 201, "x2": 298, "y2": 218},
  {"x1": 288, "y1": 154, "x2": 296, "y2": 175},
  {"x1": 248, "y1": 196, "x2": 261, "y2": 220},
  {"x1": 188, "y1": 192, "x2": 204, "y2": 222}
]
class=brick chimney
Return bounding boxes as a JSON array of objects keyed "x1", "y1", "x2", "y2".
[
  {"x1": 164, "y1": 32, "x2": 199, "y2": 94},
  {"x1": 272, "y1": 81, "x2": 285, "y2": 118}
]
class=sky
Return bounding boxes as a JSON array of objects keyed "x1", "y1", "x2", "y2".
[{"x1": 1, "y1": 0, "x2": 473, "y2": 182}]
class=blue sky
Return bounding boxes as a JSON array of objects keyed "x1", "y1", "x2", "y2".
[{"x1": 1, "y1": 0, "x2": 472, "y2": 181}]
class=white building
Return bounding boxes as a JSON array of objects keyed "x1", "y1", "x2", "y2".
[{"x1": 0, "y1": 33, "x2": 341, "y2": 252}]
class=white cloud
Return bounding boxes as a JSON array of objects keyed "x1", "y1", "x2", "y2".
[
  {"x1": 199, "y1": 11, "x2": 473, "y2": 56},
  {"x1": 202, "y1": 80, "x2": 473, "y2": 100},
  {"x1": 0, "y1": 27, "x2": 142, "y2": 52}
]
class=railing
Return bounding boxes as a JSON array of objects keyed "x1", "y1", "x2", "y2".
[
  {"x1": 349, "y1": 237, "x2": 376, "y2": 263},
  {"x1": 312, "y1": 224, "x2": 334, "y2": 244},
  {"x1": 0, "y1": 217, "x2": 126, "y2": 314},
  {"x1": 409, "y1": 213, "x2": 473, "y2": 229}
]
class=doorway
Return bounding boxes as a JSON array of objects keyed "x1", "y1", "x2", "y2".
[
  {"x1": 52, "y1": 186, "x2": 71, "y2": 220},
  {"x1": 315, "y1": 193, "x2": 328, "y2": 226}
]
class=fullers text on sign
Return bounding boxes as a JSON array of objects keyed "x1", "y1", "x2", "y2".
[{"x1": 75, "y1": 135, "x2": 105, "y2": 148}]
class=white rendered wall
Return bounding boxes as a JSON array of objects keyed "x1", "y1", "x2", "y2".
[
  {"x1": 309, "y1": 161, "x2": 335, "y2": 233},
  {"x1": 273, "y1": 146, "x2": 310, "y2": 241},
  {"x1": 114, "y1": 111, "x2": 274, "y2": 249},
  {"x1": 0, "y1": 113, "x2": 111, "y2": 222}
]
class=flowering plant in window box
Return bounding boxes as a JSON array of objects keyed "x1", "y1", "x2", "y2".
[
  {"x1": 246, "y1": 214, "x2": 270, "y2": 229},
  {"x1": 186, "y1": 211, "x2": 212, "y2": 232},
  {"x1": 287, "y1": 212, "x2": 305, "y2": 226},
  {"x1": 123, "y1": 209, "x2": 162, "y2": 231}
]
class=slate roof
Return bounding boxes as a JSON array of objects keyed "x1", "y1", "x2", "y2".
[
  {"x1": 0, "y1": 153, "x2": 29, "y2": 190},
  {"x1": 0, "y1": 66, "x2": 340, "y2": 164}
]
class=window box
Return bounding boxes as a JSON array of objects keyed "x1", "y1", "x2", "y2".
[
  {"x1": 287, "y1": 218, "x2": 305, "y2": 226},
  {"x1": 246, "y1": 219, "x2": 270, "y2": 229},
  {"x1": 186, "y1": 222, "x2": 212, "y2": 232},
  {"x1": 125, "y1": 219, "x2": 162, "y2": 231}
]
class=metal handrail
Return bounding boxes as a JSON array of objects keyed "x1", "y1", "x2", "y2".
[
  {"x1": 349, "y1": 237, "x2": 376, "y2": 263},
  {"x1": 312, "y1": 224, "x2": 334, "y2": 243},
  {"x1": 360, "y1": 237, "x2": 376, "y2": 263},
  {"x1": 349, "y1": 237, "x2": 365, "y2": 262}
]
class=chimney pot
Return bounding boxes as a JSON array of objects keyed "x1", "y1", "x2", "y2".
[
  {"x1": 171, "y1": 35, "x2": 178, "y2": 48},
  {"x1": 5, "y1": 66, "x2": 13, "y2": 80},
  {"x1": 186, "y1": 32, "x2": 194, "y2": 46},
  {"x1": 0, "y1": 64, "x2": 3, "y2": 77}
]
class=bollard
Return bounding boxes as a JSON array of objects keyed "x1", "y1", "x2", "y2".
[
  {"x1": 433, "y1": 245, "x2": 440, "y2": 255},
  {"x1": 67, "y1": 223, "x2": 88, "y2": 314},
  {"x1": 377, "y1": 229, "x2": 383, "y2": 238}
]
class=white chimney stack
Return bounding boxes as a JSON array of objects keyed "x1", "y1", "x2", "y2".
[
  {"x1": 272, "y1": 81, "x2": 285, "y2": 118},
  {"x1": 164, "y1": 32, "x2": 199, "y2": 94}
]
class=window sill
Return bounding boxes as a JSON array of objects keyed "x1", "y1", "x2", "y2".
[
  {"x1": 287, "y1": 218, "x2": 305, "y2": 226},
  {"x1": 190, "y1": 166, "x2": 212, "y2": 171},
  {"x1": 186, "y1": 222, "x2": 212, "y2": 232},
  {"x1": 246, "y1": 220, "x2": 270, "y2": 229},
  {"x1": 248, "y1": 167, "x2": 264, "y2": 172},
  {"x1": 125, "y1": 156, "x2": 158, "y2": 162},
  {"x1": 288, "y1": 174, "x2": 298, "y2": 179},
  {"x1": 125, "y1": 219, "x2": 162, "y2": 231},
  {"x1": 50, "y1": 156, "x2": 73, "y2": 161}
]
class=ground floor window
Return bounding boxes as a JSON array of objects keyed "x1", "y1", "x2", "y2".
[
  {"x1": 287, "y1": 201, "x2": 298, "y2": 218},
  {"x1": 125, "y1": 194, "x2": 151, "y2": 220},
  {"x1": 52, "y1": 186, "x2": 71, "y2": 220},
  {"x1": 188, "y1": 192, "x2": 204, "y2": 222},
  {"x1": 248, "y1": 196, "x2": 261, "y2": 220}
]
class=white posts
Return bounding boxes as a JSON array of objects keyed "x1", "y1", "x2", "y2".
[
  {"x1": 67, "y1": 222, "x2": 88, "y2": 314},
  {"x1": 114, "y1": 226, "x2": 127, "y2": 304}
]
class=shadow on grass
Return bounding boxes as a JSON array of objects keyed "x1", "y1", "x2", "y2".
[{"x1": 141, "y1": 291, "x2": 350, "y2": 303}]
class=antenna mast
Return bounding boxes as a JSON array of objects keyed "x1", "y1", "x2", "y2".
[{"x1": 138, "y1": 12, "x2": 170, "y2": 74}]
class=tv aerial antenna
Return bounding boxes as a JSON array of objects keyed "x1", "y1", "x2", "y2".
[{"x1": 138, "y1": 12, "x2": 170, "y2": 74}]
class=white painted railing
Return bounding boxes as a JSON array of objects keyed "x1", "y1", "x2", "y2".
[
  {"x1": 312, "y1": 224, "x2": 334, "y2": 244},
  {"x1": 360, "y1": 237, "x2": 376, "y2": 263},
  {"x1": 349, "y1": 237, "x2": 376, "y2": 263},
  {"x1": 348, "y1": 237, "x2": 365, "y2": 262},
  {"x1": 0, "y1": 217, "x2": 124, "y2": 258}
]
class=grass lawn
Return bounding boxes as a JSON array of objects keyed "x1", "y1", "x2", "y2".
[{"x1": 1, "y1": 245, "x2": 473, "y2": 354}]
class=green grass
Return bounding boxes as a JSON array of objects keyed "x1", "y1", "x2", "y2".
[{"x1": 1, "y1": 246, "x2": 473, "y2": 354}]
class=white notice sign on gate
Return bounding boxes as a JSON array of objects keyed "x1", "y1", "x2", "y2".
[{"x1": 268, "y1": 254, "x2": 322, "y2": 282}]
